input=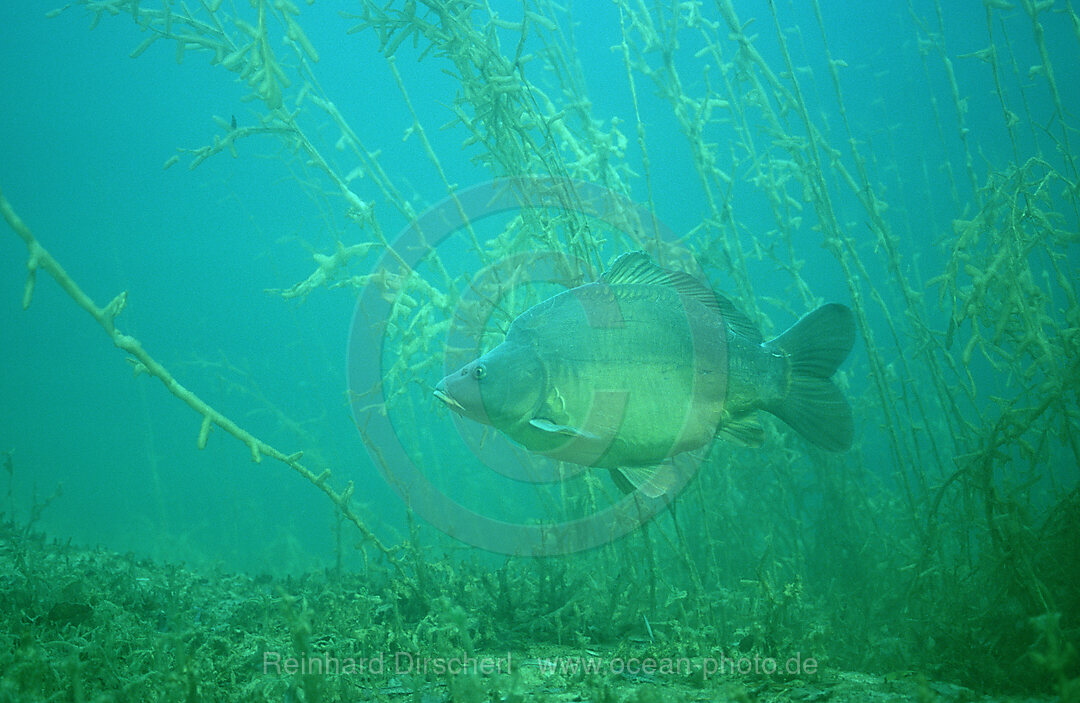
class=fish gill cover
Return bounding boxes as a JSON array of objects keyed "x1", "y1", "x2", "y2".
[{"x1": 0, "y1": 0, "x2": 1077, "y2": 700}]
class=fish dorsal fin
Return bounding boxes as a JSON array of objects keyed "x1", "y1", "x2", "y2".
[
  {"x1": 710, "y1": 294, "x2": 762, "y2": 343},
  {"x1": 603, "y1": 251, "x2": 762, "y2": 343},
  {"x1": 603, "y1": 251, "x2": 681, "y2": 287}
]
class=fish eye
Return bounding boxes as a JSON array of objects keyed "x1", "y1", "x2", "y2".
[{"x1": 473, "y1": 364, "x2": 486, "y2": 380}]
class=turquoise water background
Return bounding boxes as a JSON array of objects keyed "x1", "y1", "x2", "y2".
[{"x1": 1, "y1": 1, "x2": 1076, "y2": 575}]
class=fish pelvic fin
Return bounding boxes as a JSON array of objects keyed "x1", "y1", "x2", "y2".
[
  {"x1": 766, "y1": 303, "x2": 856, "y2": 452},
  {"x1": 611, "y1": 466, "x2": 678, "y2": 498}
]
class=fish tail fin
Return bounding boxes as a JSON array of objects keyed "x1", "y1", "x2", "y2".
[{"x1": 765, "y1": 303, "x2": 856, "y2": 451}]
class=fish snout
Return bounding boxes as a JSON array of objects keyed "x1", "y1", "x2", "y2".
[
  {"x1": 433, "y1": 362, "x2": 489, "y2": 423},
  {"x1": 432, "y1": 377, "x2": 462, "y2": 411}
]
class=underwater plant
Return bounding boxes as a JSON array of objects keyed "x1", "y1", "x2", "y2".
[{"x1": 2, "y1": 0, "x2": 1078, "y2": 699}]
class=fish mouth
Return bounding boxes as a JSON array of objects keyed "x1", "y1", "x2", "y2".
[{"x1": 433, "y1": 385, "x2": 466, "y2": 413}]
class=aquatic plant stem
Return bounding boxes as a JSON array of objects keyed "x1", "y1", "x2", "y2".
[{"x1": 0, "y1": 189, "x2": 401, "y2": 572}]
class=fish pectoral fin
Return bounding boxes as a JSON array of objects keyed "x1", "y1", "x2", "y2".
[
  {"x1": 529, "y1": 418, "x2": 600, "y2": 440},
  {"x1": 717, "y1": 414, "x2": 765, "y2": 447},
  {"x1": 615, "y1": 466, "x2": 678, "y2": 499}
]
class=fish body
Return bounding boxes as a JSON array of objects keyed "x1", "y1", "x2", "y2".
[{"x1": 435, "y1": 252, "x2": 855, "y2": 493}]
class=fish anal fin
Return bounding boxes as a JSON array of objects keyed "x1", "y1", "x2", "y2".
[{"x1": 717, "y1": 414, "x2": 765, "y2": 447}]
